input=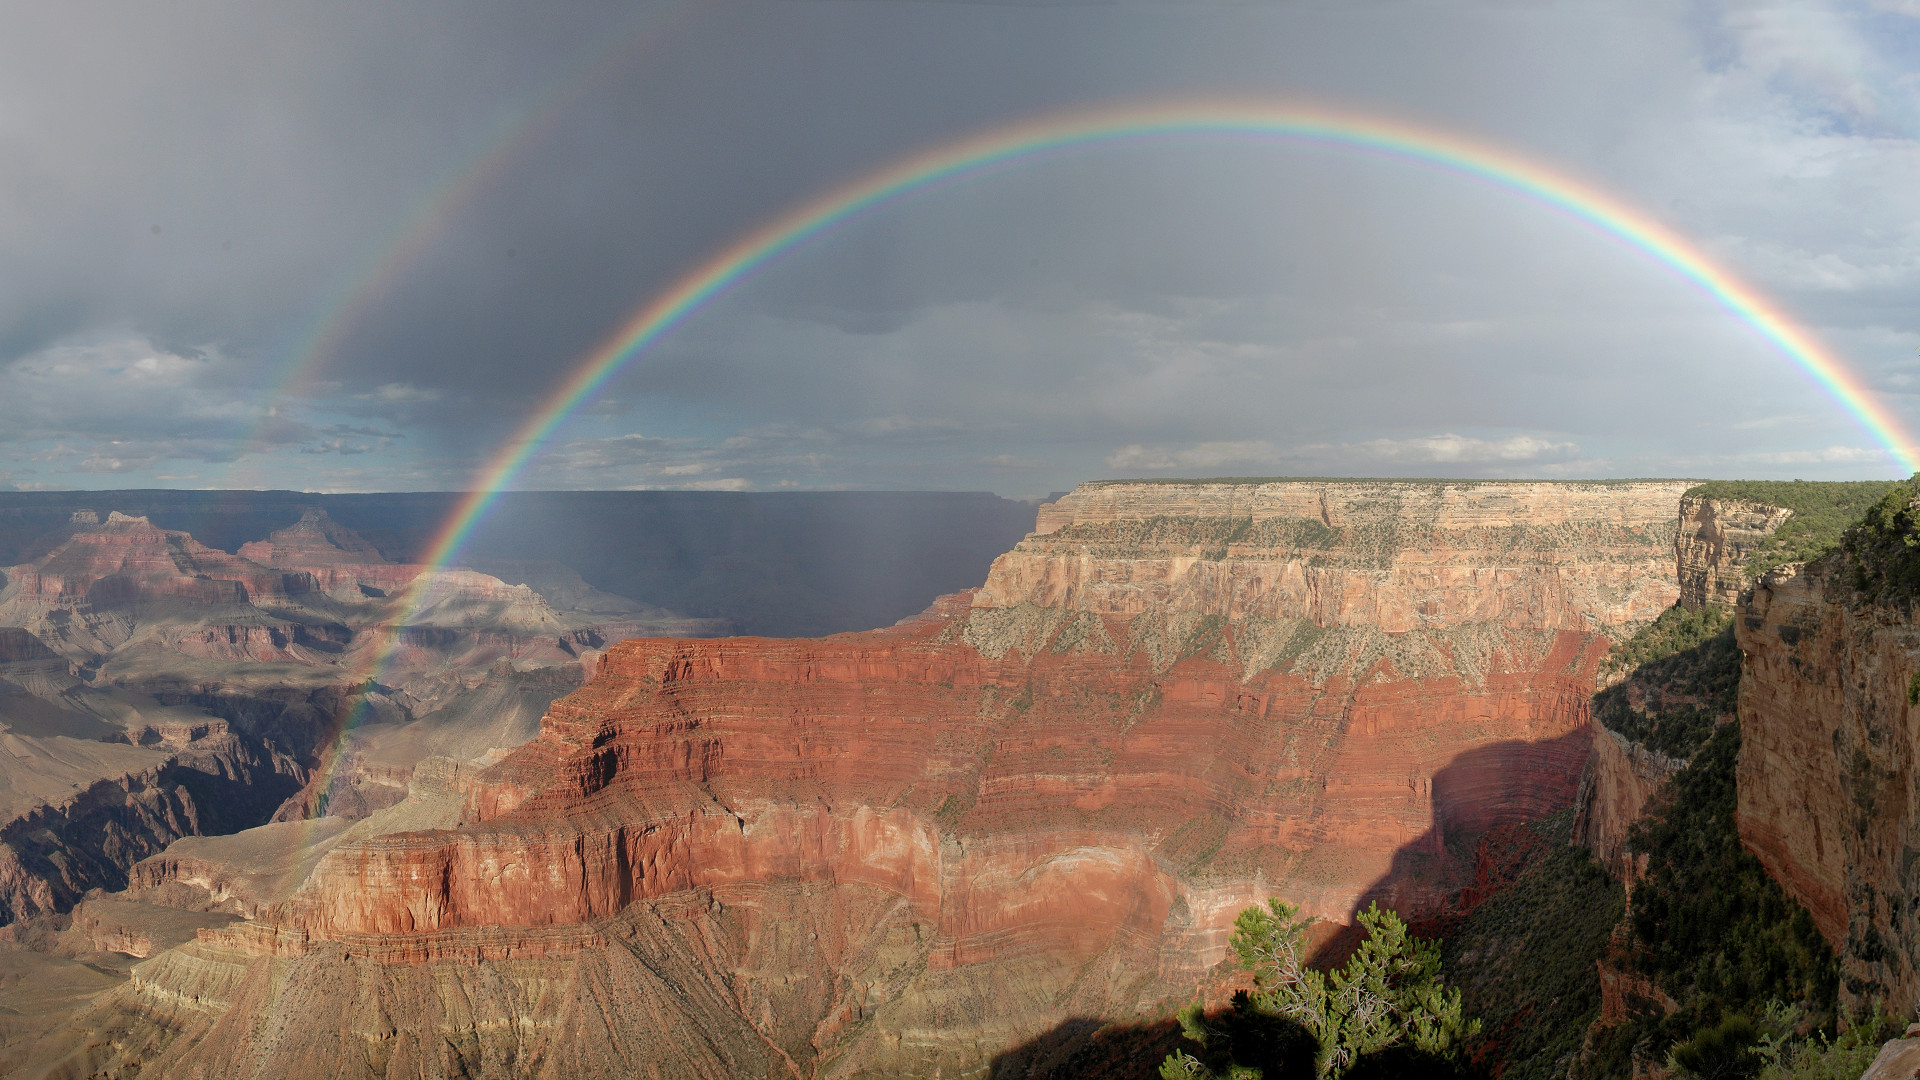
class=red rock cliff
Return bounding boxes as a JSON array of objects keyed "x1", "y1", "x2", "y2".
[
  {"x1": 127, "y1": 480, "x2": 1691, "y2": 1078},
  {"x1": 1736, "y1": 558, "x2": 1920, "y2": 1012}
]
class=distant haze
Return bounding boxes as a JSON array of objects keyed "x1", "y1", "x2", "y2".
[
  {"x1": 0, "y1": 1, "x2": 1916, "y2": 494},
  {"x1": 0, "y1": 489, "x2": 1039, "y2": 637}
]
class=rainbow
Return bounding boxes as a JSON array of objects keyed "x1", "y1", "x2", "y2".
[
  {"x1": 223, "y1": 1, "x2": 704, "y2": 488},
  {"x1": 302, "y1": 99, "x2": 1917, "y2": 812}
]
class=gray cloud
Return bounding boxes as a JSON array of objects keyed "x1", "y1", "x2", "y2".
[{"x1": 0, "y1": 1, "x2": 1916, "y2": 494}]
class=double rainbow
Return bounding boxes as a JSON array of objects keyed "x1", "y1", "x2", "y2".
[{"x1": 311, "y1": 99, "x2": 1915, "y2": 806}]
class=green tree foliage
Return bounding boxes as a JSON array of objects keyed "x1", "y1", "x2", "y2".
[
  {"x1": 1162, "y1": 900, "x2": 1479, "y2": 1079},
  {"x1": 1439, "y1": 812, "x2": 1626, "y2": 1080},
  {"x1": 1753, "y1": 1002, "x2": 1904, "y2": 1080},
  {"x1": 1683, "y1": 479, "x2": 1899, "y2": 578},
  {"x1": 1579, "y1": 562, "x2": 1843, "y2": 1079},
  {"x1": 1842, "y1": 476, "x2": 1920, "y2": 599},
  {"x1": 1593, "y1": 605, "x2": 1739, "y2": 759},
  {"x1": 1628, "y1": 725, "x2": 1839, "y2": 1019},
  {"x1": 1582, "y1": 722, "x2": 1840, "y2": 1077},
  {"x1": 1668, "y1": 1015, "x2": 1764, "y2": 1079},
  {"x1": 1599, "y1": 602, "x2": 1734, "y2": 680}
]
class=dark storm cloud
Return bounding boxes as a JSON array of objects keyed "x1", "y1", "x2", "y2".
[{"x1": 0, "y1": 0, "x2": 1916, "y2": 492}]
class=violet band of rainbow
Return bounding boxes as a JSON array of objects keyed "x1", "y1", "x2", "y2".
[{"x1": 305, "y1": 98, "x2": 1916, "y2": 821}]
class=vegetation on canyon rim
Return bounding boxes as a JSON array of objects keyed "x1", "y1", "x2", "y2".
[
  {"x1": 1151, "y1": 479, "x2": 1916, "y2": 1080},
  {"x1": 1436, "y1": 605, "x2": 1870, "y2": 1080},
  {"x1": 1578, "y1": 588, "x2": 1853, "y2": 1078},
  {"x1": 1685, "y1": 479, "x2": 1900, "y2": 580},
  {"x1": 1841, "y1": 475, "x2": 1920, "y2": 600},
  {"x1": 1159, "y1": 900, "x2": 1478, "y2": 1079},
  {"x1": 1439, "y1": 812, "x2": 1623, "y2": 1080}
]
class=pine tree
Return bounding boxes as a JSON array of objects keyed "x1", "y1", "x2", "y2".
[{"x1": 1160, "y1": 899, "x2": 1479, "y2": 1079}]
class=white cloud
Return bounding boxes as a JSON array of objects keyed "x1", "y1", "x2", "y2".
[
  {"x1": 1348, "y1": 434, "x2": 1583, "y2": 464},
  {"x1": 1106, "y1": 434, "x2": 1580, "y2": 474},
  {"x1": 1104, "y1": 441, "x2": 1283, "y2": 471},
  {"x1": 363, "y1": 382, "x2": 444, "y2": 404},
  {"x1": 1750, "y1": 444, "x2": 1890, "y2": 464},
  {"x1": 981, "y1": 453, "x2": 1040, "y2": 470}
]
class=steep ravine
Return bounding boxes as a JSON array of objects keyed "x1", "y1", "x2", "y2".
[
  {"x1": 0, "y1": 721, "x2": 305, "y2": 925},
  {"x1": 1737, "y1": 496, "x2": 1920, "y2": 1017},
  {"x1": 1561, "y1": 480, "x2": 1901, "y2": 1078}
]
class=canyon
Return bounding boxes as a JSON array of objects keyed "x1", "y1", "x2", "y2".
[
  {"x1": 0, "y1": 479, "x2": 1703, "y2": 1079},
  {"x1": 0, "y1": 504, "x2": 724, "y2": 933}
]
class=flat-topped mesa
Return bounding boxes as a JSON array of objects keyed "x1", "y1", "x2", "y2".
[{"x1": 983, "y1": 479, "x2": 1691, "y2": 633}]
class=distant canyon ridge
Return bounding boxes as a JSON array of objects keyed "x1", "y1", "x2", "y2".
[
  {"x1": 5, "y1": 478, "x2": 1897, "y2": 1080},
  {"x1": 0, "y1": 478, "x2": 1735, "y2": 1079}
]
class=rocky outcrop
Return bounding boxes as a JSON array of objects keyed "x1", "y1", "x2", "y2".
[
  {"x1": 996, "y1": 480, "x2": 1687, "y2": 631},
  {"x1": 85, "y1": 479, "x2": 1693, "y2": 1079},
  {"x1": 236, "y1": 507, "x2": 388, "y2": 567},
  {"x1": 0, "y1": 722, "x2": 305, "y2": 925},
  {"x1": 1734, "y1": 558, "x2": 1920, "y2": 1010},
  {"x1": 0, "y1": 506, "x2": 715, "y2": 960},
  {"x1": 1572, "y1": 720, "x2": 1684, "y2": 886},
  {"x1": 1863, "y1": 1027, "x2": 1920, "y2": 1079},
  {"x1": 0, "y1": 512, "x2": 337, "y2": 663},
  {"x1": 4, "y1": 512, "x2": 315, "y2": 611},
  {"x1": 0, "y1": 627, "x2": 59, "y2": 663},
  {"x1": 1675, "y1": 494, "x2": 1792, "y2": 609}
]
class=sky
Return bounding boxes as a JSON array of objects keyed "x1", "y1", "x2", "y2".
[{"x1": 0, "y1": 0, "x2": 1917, "y2": 497}]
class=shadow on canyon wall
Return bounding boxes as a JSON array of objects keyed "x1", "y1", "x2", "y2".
[
  {"x1": 987, "y1": 1013, "x2": 1190, "y2": 1080},
  {"x1": 1308, "y1": 725, "x2": 1596, "y2": 967},
  {"x1": 986, "y1": 727, "x2": 1596, "y2": 1079},
  {"x1": 0, "y1": 489, "x2": 1038, "y2": 637}
]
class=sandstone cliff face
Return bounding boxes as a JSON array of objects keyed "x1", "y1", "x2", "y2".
[
  {"x1": 1572, "y1": 720, "x2": 1684, "y2": 886},
  {"x1": 0, "y1": 508, "x2": 697, "y2": 939},
  {"x1": 1735, "y1": 559, "x2": 1920, "y2": 1010},
  {"x1": 992, "y1": 480, "x2": 1686, "y2": 632},
  {"x1": 1675, "y1": 495, "x2": 1792, "y2": 609},
  {"x1": 88, "y1": 480, "x2": 1690, "y2": 1079}
]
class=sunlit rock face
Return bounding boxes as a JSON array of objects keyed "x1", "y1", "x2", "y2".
[
  {"x1": 88, "y1": 480, "x2": 1692, "y2": 1079},
  {"x1": 1674, "y1": 494, "x2": 1791, "y2": 609},
  {"x1": 1573, "y1": 719, "x2": 1684, "y2": 887},
  {"x1": 1736, "y1": 559, "x2": 1920, "y2": 1015}
]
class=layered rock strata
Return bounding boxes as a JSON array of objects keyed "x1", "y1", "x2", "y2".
[
  {"x1": 1736, "y1": 558, "x2": 1920, "y2": 1010},
  {"x1": 1572, "y1": 720, "x2": 1684, "y2": 886},
  {"x1": 1675, "y1": 494, "x2": 1792, "y2": 609},
  {"x1": 0, "y1": 508, "x2": 708, "y2": 932},
  {"x1": 92, "y1": 480, "x2": 1691, "y2": 1079}
]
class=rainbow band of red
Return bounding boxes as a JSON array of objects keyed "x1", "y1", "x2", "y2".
[{"x1": 364, "y1": 97, "x2": 1915, "y2": 721}]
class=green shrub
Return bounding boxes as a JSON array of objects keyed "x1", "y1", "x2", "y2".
[
  {"x1": 1593, "y1": 606, "x2": 1739, "y2": 759},
  {"x1": 1755, "y1": 1002, "x2": 1904, "y2": 1080},
  {"x1": 1684, "y1": 479, "x2": 1900, "y2": 579},
  {"x1": 1440, "y1": 812, "x2": 1625, "y2": 1080},
  {"x1": 1669, "y1": 1014, "x2": 1764, "y2": 1079},
  {"x1": 1162, "y1": 900, "x2": 1480, "y2": 1079},
  {"x1": 1841, "y1": 477, "x2": 1920, "y2": 600}
]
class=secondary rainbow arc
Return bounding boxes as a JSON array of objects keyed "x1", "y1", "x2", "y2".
[{"x1": 300, "y1": 99, "x2": 1916, "y2": 823}]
